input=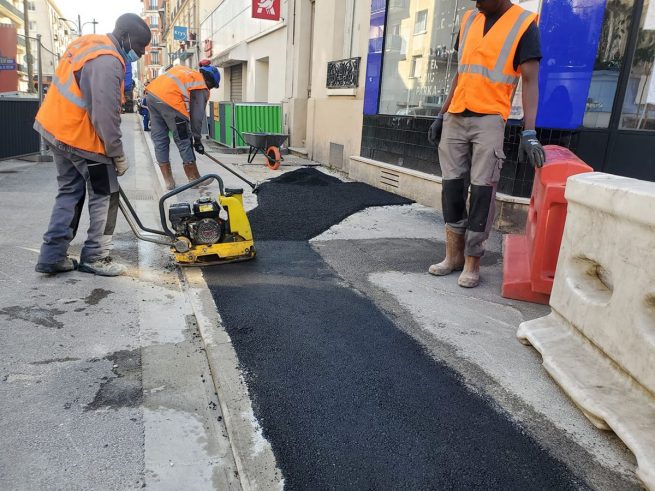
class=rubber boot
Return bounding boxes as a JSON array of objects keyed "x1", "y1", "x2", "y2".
[
  {"x1": 428, "y1": 229, "x2": 465, "y2": 276},
  {"x1": 159, "y1": 163, "x2": 176, "y2": 191},
  {"x1": 183, "y1": 161, "x2": 201, "y2": 183},
  {"x1": 458, "y1": 256, "x2": 481, "y2": 288}
]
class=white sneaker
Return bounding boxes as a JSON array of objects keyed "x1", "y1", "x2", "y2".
[{"x1": 78, "y1": 257, "x2": 127, "y2": 277}]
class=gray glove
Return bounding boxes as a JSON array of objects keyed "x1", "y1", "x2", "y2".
[
  {"x1": 519, "y1": 130, "x2": 545, "y2": 168},
  {"x1": 113, "y1": 155, "x2": 129, "y2": 176},
  {"x1": 427, "y1": 114, "x2": 444, "y2": 146}
]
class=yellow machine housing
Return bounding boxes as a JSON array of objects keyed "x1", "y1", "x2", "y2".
[{"x1": 173, "y1": 191, "x2": 256, "y2": 266}]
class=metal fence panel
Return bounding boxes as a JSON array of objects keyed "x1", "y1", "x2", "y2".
[{"x1": 0, "y1": 97, "x2": 40, "y2": 159}]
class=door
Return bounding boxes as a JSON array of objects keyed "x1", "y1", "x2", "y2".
[{"x1": 230, "y1": 64, "x2": 243, "y2": 102}]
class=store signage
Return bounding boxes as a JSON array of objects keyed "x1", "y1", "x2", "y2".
[
  {"x1": 0, "y1": 56, "x2": 16, "y2": 70},
  {"x1": 173, "y1": 26, "x2": 188, "y2": 41},
  {"x1": 252, "y1": 0, "x2": 280, "y2": 21}
]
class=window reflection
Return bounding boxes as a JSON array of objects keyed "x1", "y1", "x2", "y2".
[
  {"x1": 584, "y1": 0, "x2": 634, "y2": 128},
  {"x1": 620, "y1": 0, "x2": 655, "y2": 129},
  {"x1": 379, "y1": 0, "x2": 467, "y2": 117}
]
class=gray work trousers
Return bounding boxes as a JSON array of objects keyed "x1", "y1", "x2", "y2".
[
  {"x1": 38, "y1": 146, "x2": 119, "y2": 265},
  {"x1": 146, "y1": 94, "x2": 195, "y2": 164},
  {"x1": 438, "y1": 113, "x2": 506, "y2": 257}
]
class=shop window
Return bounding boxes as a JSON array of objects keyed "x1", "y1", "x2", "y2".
[
  {"x1": 379, "y1": 0, "x2": 467, "y2": 117},
  {"x1": 620, "y1": 0, "x2": 655, "y2": 129},
  {"x1": 583, "y1": 0, "x2": 635, "y2": 128}
]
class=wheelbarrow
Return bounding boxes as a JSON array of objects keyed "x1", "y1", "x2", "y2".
[{"x1": 232, "y1": 126, "x2": 289, "y2": 170}]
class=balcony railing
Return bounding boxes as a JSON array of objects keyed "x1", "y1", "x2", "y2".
[
  {"x1": 326, "y1": 57, "x2": 361, "y2": 89},
  {"x1": 0, "y1": 0, "x2": 23, "y2": 20}
]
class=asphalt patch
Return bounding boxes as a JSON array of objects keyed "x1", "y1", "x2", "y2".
[
  {"x1": 248, "y1": 168, "x2": 412, "y2": 241},
  {"x1": 84, "y1": 288, "x2": 113, "y2": 306},
  {"x1": 85, "y1": 349, "x2": 142, "y2": 411},
  {"x1": 0, "y1": 305, "x2": 66, "y2": 329},
  {"x1": 205, "y1": 242, "x2": 583, "y2": 489}
]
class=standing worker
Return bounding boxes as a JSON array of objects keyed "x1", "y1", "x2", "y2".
[
  {"x1": 34, "y1": 14, "x2": 151, "y2": 277},
  {"x1": 145, "y1": 64, "x2": 220, "y2": 190},
  {"x1": 138, "y1": 94, "x2": 150, "y2": 131},
  {"x1": 427, "y1": 0, "x2": 545, "y2": 288}
]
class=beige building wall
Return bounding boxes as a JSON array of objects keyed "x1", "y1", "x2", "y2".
[
  {"x1": 201, "y1": 0, "x2": 288, "y2": 109},
  {"x1": 303, "y1": 0, "x2": 370, "y2": 171},
  {"x1": 31, "y1": 0, "x2": 72, "y2": 78}
]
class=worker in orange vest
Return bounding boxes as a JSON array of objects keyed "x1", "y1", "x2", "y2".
[
  {"x1": 427, "y1": 0, "x2": 545, "y2": 288},
  {"x1": 33, "y1": 14, "x2": 151, "y2": 277},
  {"x1": 145, "y1": 64, "x2": 220, "y2": 190}
]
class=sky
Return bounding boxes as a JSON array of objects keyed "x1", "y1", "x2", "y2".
[{"x1": 56, "y1": 0, "x2": 142, "y2": 36}]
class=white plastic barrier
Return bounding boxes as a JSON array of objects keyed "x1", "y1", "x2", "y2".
[{"x1": 518, "y1": 172, "x2": 655, "y2": 490}]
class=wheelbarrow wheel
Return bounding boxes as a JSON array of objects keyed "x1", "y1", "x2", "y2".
[{"x1": 265, "y1": 146, "x2": 282, "y2": 170}]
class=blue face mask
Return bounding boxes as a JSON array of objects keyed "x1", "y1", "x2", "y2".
[
  {"x1": 126, "y1": 49, "x2": 139, "y2": 63},
  {"x1": 122, "y1": 34, "x2": 139, "y2": 63}
]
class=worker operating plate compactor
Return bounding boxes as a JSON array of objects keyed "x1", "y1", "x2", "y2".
[{"x1": 118, "y1": 174, "x2": 256, "y2": 266}]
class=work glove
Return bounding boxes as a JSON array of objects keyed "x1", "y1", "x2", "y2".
[
  {"x1": 427, "y1": 113, "x2": 444, "y2": 146},
  {"x1": 113, "y1": 155, "x2": 129, "y2": 176},
  {"x1": 518, "y1": 130, "x2": 546, "y2": 168},
  {"x1": 193, "y1": 139, "x2": 205, "y2": 155}
]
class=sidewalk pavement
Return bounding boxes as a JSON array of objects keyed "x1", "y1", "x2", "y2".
[{"x1": 0, "y1": 114, "x2": 640, "y2": 489}]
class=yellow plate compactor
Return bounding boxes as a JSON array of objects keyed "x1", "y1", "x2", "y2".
[{"x1": 119, "y1": 174, "x2": 255, "y2": 266}]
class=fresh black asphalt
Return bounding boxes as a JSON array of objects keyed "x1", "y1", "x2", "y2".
[{"x1": 204, "y1": 168, "x2": 583, "y2": 489}]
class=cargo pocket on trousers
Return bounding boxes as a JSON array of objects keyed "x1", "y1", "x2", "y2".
[
  {"x1": 492, "y1": 148, "x2": 505, "y2": 184},
  {"x1": 87, "y1": 162, "x2": 111, "y2": 196}
]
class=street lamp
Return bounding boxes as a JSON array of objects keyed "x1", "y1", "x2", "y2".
[{"x1": 58, "y1": 16, "x2": 98, "y2": 36}]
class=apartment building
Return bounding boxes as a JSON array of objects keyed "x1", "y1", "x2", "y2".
[
  {"x1": 141, "y1": 0, "x2": 166, "y2": 83},
  {"x1": 28, "y1": 0, "x2": 73, "y2": 84},
  {"x1": 0, "y1": 0, "x2": 26, "y2": 91},
  {"x1": 164, "y1": 0, "x2": 201, "y2": 69}
]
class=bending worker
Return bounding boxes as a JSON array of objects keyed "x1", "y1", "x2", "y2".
[
  {"x1": 34, "y1": 14, "x2": 151, "y2": 277},
  {"x1": 145, "y1": 64, "x2": 220, "y2": 190},
  {"x1": 427, "y1": 0, "x2": 545, "y2": 288}
]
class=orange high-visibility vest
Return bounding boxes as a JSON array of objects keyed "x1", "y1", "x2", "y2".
[
  {"x1": 35, "y1": 34, "x2": 125, "y2": 155},
  {"x1": 450, "y1": 6, "x2": 537, "y2": 120},
  {"x1": 146, "y1": 65, "x2": 208, "y2": 118}
]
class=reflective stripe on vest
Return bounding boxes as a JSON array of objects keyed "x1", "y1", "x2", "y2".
[
  {"x1": 163, "y1": 72, "x2": 207, "y2": 98},
  {"x1": 52, "y1": 75, "x2": 87, "y2": 109},
  {"x1": 50, "y1": 41, "x2": 120, "y2": 109},
  {"x1": 72, "y1": 43, "x2": 120, "y2": 64},
  {"x1": 458, "y1": 9, "x2": 533, "y2": 86},
  {"x1": 148, "y1": 66, "x2": 207, "y2": 117},
  {"x1": 458, "y1": 10, "x2": 478, "y2": 66},
  {"x1": 35, "y1": 34, "x2": 125, "y2": 156}
]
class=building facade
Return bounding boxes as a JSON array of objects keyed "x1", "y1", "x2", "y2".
[
  {"x1": 141, "y1": 0, "x2": 166, "y2": 83},
  {"x1": 164, "y1": 0, "x2": 201, "y2": 69},
  {"x1": 300, "y1": 0, "x2": 370, "y2": 170},
  {"x1": 28, "y1": 0, "x2": 73, "y2": 85},
  {"x1": 200, "y1": 0, "x2": 288, "y2": 106},
  {"x1": 0, "y1": 0, "x2": 26, "y2": 91}
]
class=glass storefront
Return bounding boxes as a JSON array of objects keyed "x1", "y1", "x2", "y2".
[
  {"x1": 363, "y1": 0, "x2": 655, "y2": 194},
  {"x1": 378, "y1": 0, "x2": 466, "y2": 117},
  {"x1": 620, "y1": 0, "x2": 655, "y2": 129}
]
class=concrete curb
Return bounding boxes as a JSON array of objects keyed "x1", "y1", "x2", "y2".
[{"x1": 138, "y1": 126, "x2": 282, "y2": 490}]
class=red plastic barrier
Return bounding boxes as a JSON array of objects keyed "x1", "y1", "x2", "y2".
[{"x1": 502, "y1": 145, "x2": 593, "y2": 304}]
